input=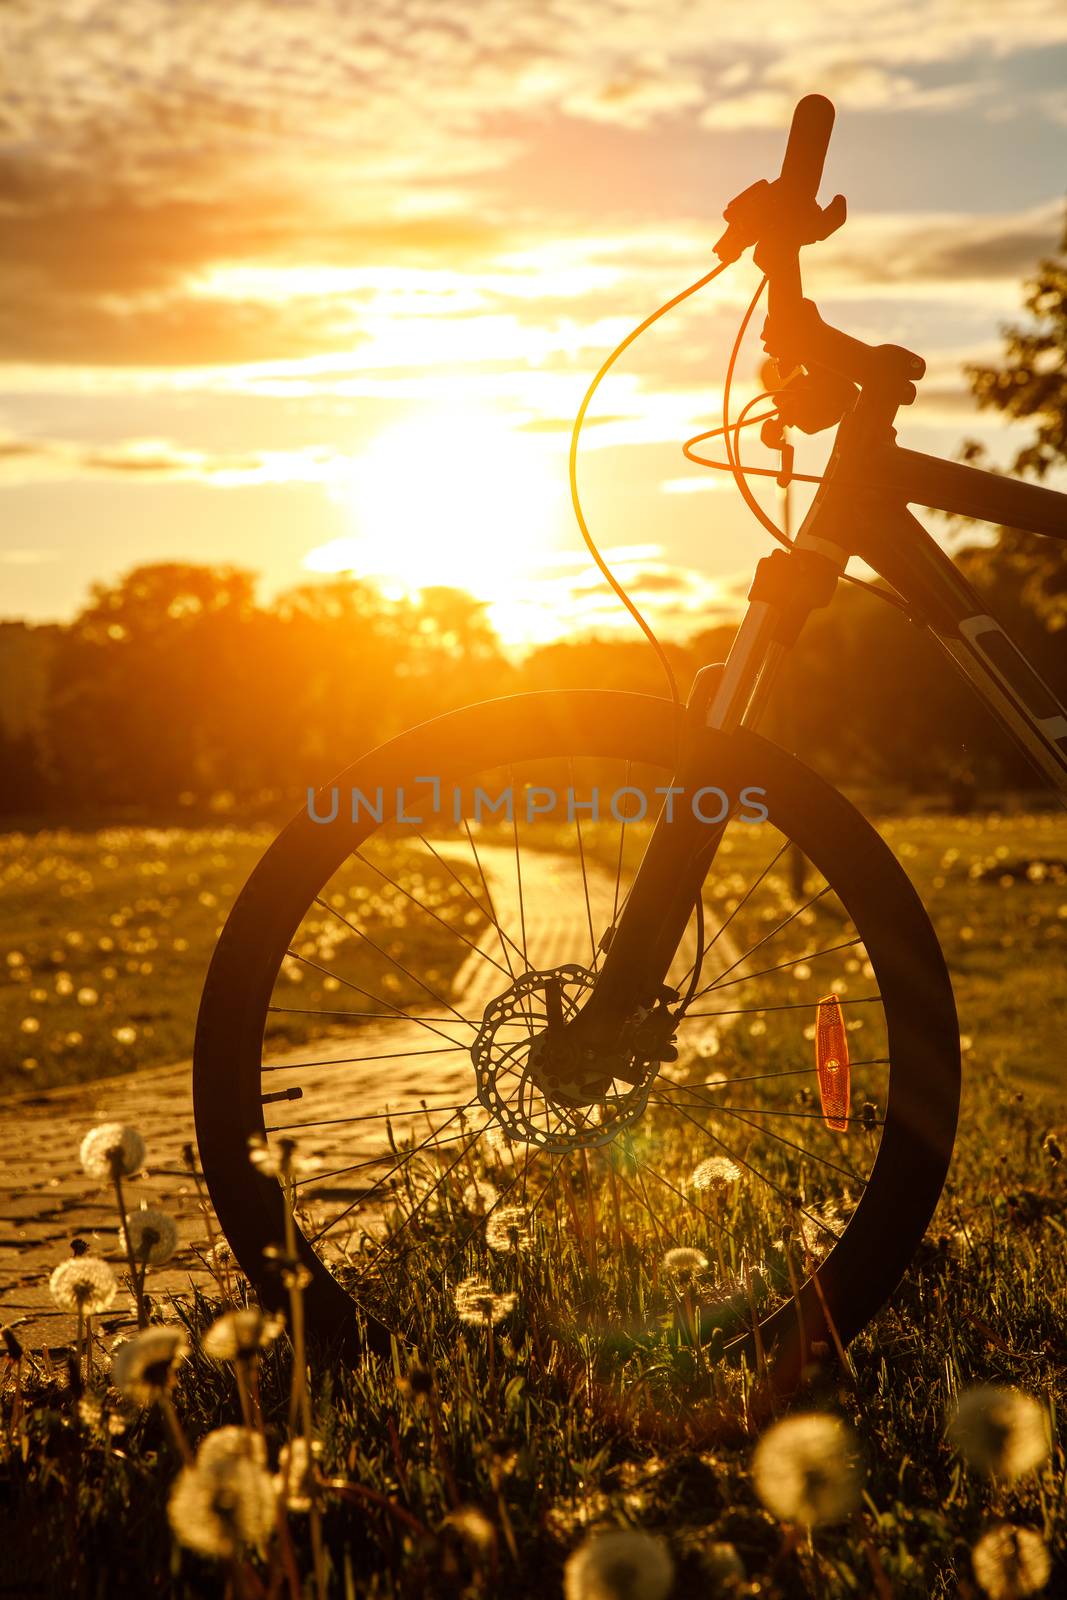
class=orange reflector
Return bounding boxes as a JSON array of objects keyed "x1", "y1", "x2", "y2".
[{"x1": 815, "y1": 994, "x2": 850, "y2": 1132}]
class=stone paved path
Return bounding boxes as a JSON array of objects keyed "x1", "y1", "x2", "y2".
[{"x1": 0, "y1": 845, "x2": 725, "y2": 1353}]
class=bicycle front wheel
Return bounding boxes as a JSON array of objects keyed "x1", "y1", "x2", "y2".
[{"x1": 193, "y1": 690, "x2": 960, "y2": 1392}]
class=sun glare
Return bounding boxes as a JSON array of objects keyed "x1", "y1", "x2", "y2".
[{"x1": 305, "y1": 408, "x2": 564, "y2": 632}]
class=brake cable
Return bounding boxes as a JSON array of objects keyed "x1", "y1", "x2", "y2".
[
  {"x1": 569, "y1": 258, "x2": 733, "y2": 728},
  {"x1": 570, "y1": 256, "x2": 912, "y2": 753}
]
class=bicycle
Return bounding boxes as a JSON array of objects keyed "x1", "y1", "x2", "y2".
[{"x1": 193, "y1": 95, "x2": 1067, "y2": 1396}]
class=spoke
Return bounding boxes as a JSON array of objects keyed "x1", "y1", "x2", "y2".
[
  {"x1": 307, "y1": 1108, "x2": 481, "y2": 1240},
  {"x1": 420, "y1": 831, "x2": 524, "y2": 975},
  {"x1": 676, "y1": 835, "x2": 794, "y2": 992},
  {"x1": 691, "y1": 884, "x2": 832, "y2": 1002},
  {"x1": 662, "y1": 1083, "x2": 886, "y2": 1127},
  {"x1": 650, "y1": 1093, "x2": 845, "y2": 1246},
  {"x1": 281, "y1": 1101, "x2": 472, "y2": 1128},
  {"x1": 293, "y1": 1102, "x2": 477, "y2": 1189},
  {"x1": 311, "y1": 895, "x2": 472, "y2": 1028},
  {"x1": 680, "y1": 995, "x2": 882, "y2": 1018},
  {"x1": 395, "y1": 1141, "x2": 546, "y2": 1288},
  {"x1": 343, "y1": 1125, "x2": 487, "y2": 1268},
  {"x1": 665, "y1": 1059, "x2": 889, "y2": 1092},
  {"x1": 462, "y1": 817, "x2": 521, "y2": 978},
  {"x1": 263, "y1": 1044, "x2": 468, "y2": 1073},
  {"x1": 610, "y1": 759, "x2": 631, "y2": 930},
  {"x1": 570, "y1": 757, "x2": 599, "y2": 970},
  {"x1": 285, "y1": 950, "x2": 471, "y2": 1049},
  {"x1": 658, "y1": 1089, "x2": 867, "y2": 1188},
  {"x1": 522, "y1": 1153, "x2": 568, "y2": 1227},
  {"x1": 271, "y1": 1108, "x2": 478, "y2": 1136},
  {"x1": 616, "y1": 1162, "x2": 670, "y2": 1252},
  {"x1": 638, "y1": 1155, "x2": 745, "y2": 1249},
  {"x1": 269, "y1": 1005, "x2": 478, "y2": 1023},
  {"x1": 353, "y1": 846, "x2": 512, "y2": 980},
  {"x1": 510, "y1": 764, "x2": 530, "y2": 970},
  {"x1": 699, "y1": 936, "x2": 864, "y2": 998}
]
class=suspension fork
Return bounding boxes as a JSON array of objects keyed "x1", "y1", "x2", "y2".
[{"x1": 566, "y1": 540, "x2": 845, "y2": 1063}]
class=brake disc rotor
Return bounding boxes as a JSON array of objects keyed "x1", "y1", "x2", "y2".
[{"x1": 471, "y1": 963, "x2": 658, "y2": 1153}]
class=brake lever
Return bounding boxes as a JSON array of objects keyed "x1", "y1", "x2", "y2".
[
  {"x1": 766, "y1": 363, "x2": 858, "y2": 436},
  {"x1": 713, "y1": 182, "x2": 847, "y2": 266}
]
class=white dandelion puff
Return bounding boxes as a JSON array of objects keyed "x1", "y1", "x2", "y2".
[
  {"x1": 79, "y1": 1123, "x2": 145, "y2": 1179},
  {"x1": 202, "y1": 1308, "x2": 285, "y2": 1363},
  {"x1": 971, "y1": 1524, "x2": 1051, "y2": 1599},
  {"x1": 485, "y1": 1205, "x2": 533, "y2": 1254},
  {"x1": 444, "y1": 1505, "x2": 495, "y2": 1550},
  {"x1": 563, "y1": 1528, "x2": 674, "y2": 1600},
  {"x1": 453, "y1": 1275, "x2": 516, "y2": 1327},
  {"x1": 661, "y1": 1247, "x2": 709, "y2": 1285},
  {"x1": 948, "y1": 1386, "x2": 1051, "y2": 1482},
  {"x1": 122, "y1": 1207, "x2": 178, "y2": 1266},
  {"x1": 112, "y1": 1326, "x2": 188, "y2": 1403},
  {"x1": 460, "y1": 1179, "x2": 499, "y2": 1215},
  {"x1": 168, "y1": 1455, "x2": 276, "y2": 1559},
  {"x1": 197, "y1": 1426, "x2": 267, "y2": 1470},
  {"x1": 751, "y1": 1413, "x2": 862, "y2": 1526},
  {"x1": 690, "y1": 1157, "x2": 742, "y2": 1193},
  {"x1": 49, "y1": 1256, "x2": 117, "y2": 1317}
]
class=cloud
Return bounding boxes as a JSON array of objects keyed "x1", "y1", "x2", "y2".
[
  {"x1": 0, "y1": 547, "x2": 60, "y2": 564},
  {"x1": 819, "y1": 200, "x2": 1065, "y2": 290},
  {"x1": 0, "y1": 430, "x2": 354, "y2": 486}
]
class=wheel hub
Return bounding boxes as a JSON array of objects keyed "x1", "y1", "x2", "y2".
[{"x1": 471, "y1": 963, "x2": 659, "y2": 1153}]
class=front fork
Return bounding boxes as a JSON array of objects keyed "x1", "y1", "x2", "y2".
[{"x1": 564, "y1": 539, "x2": 846, "y2": 1068}]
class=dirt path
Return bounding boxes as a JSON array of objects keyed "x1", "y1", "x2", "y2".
[{"x1": 0, "y1": 845, "x2": 727, "y2": 1352}]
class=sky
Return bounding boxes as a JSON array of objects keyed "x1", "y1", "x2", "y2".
[{"x1": 1, "y1": 0, "x2": 1066, "y2": 647}]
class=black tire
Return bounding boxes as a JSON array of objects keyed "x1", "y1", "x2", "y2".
[{"x1": 194, "y1": 690, "x2": 960, "y2": 1391}]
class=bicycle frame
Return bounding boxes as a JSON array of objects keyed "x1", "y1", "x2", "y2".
[{"x1": 569, "y1": 387, "x2": 1067, "y2": 1057}]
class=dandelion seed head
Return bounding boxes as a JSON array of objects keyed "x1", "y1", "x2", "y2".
[
  {"x1": 49, "y1": 1256, "x2": 117, "y2": 1316},
  {"x1": 444, "y1": 1505, "x2": 495, "y2": 1549},
  {"x1": 453, "y1": 1275, "x2": 516, "y2": 1327},
  {"x1": 751, "y1": 1413, "x2": 862, "y2": 1526},
  {"x1": 112, "y1": 1325, "x2": 188, "y2": 1403},
  {"x1": 202, "y1": 1308, "x2": 284, "y2": 1363},
  {"x1": 485, "y1": 1205, "x2": 533, "y2": 1254},
  {"x1": 168, "y1": 1455, "x2": 276, "y2": 1559},
  {"x1": 563, "y1": 1528, "x2": 674, "y2": 1600},
  {"x1": 197, "y1": 1426, "x2": 267, "y2": 1470},
  {"x1": 460, "y1": 1179, "x2": 499, "y2": 1215},
  {"x1": 690, "y1": 1157, "x2": 741, "y2": 1193},
  {"x1": 662, "y1": 1247, "x2": 708, "y2": 1284},
  {"x1": 948, "y1": 1386, "x2": 1050, "y2": 1482},
  {"x1": 971, "y1": 1523, "x2": 1051, "y2": 1598},
  {"x1": 79, "y1": 1122, "x2": 145, "y2": 1179},
  {"x1": 122, "y1": 1207, "x2": 178, "y2": 1266}
]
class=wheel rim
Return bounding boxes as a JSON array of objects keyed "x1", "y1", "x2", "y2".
[{"x1": 194, "y1": 692, "x2": 959, "y2": 1383}]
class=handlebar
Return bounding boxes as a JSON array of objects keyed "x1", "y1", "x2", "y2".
[
  {"x1": 714, "y1": 93, "x2": 925, "y2": 427},
  {"x1": 778, "y1": 94, "x2": 835, "y2": 210}
]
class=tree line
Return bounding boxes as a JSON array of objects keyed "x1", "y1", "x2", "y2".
[
  {"x1": 4, "y1": 210, "x2": 1066, "y2": 820},
  {"x1": 0, "y1": 534, "x2": 1059, "y2": 823}
]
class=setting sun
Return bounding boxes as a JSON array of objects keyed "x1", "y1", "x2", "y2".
[{"x1": 305, "y1": 408, "x2": 565, "y2": 612}]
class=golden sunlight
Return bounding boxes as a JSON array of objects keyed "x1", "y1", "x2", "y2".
[{"x1": 305, "y1": 407, "x2": 565, "y2": 629}]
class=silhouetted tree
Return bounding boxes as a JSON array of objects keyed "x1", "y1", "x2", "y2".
[{"x1": 960, "y1": 204, "x2": 1067, "y2": 630}]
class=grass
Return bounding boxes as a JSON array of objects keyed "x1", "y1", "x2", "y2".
[
  {"x1": 0, "y1": 810, "x2": 1065, "y2": 1596},
  {"x1": 0, "y1": 827, "x2": 484, "y2": 1093}
]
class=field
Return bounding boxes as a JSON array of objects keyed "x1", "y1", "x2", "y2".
[{"x1": 0, "y1": 811, "x2": 1064, "y2": 1597}]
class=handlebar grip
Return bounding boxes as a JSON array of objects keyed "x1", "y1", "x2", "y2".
[{"x1": 778, "y1": 94, "x2": 835, "y2": 202}]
